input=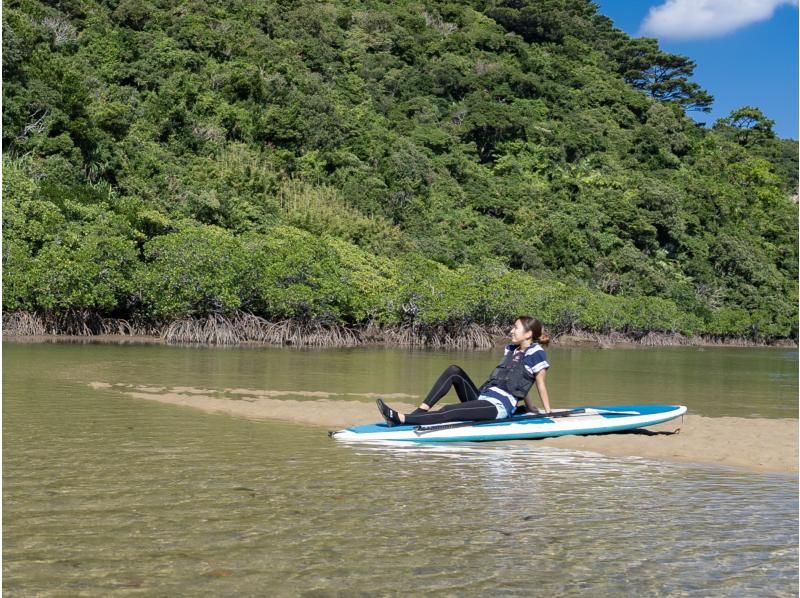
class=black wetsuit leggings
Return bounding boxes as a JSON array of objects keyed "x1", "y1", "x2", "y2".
[
  {"x1": 422, "y1": 365, "x2": 481, "y2": 407},
  {"x1": 403, "y1": 365, "x2": 499, "y2": 425},
  {"x1": 403, "y1": 400, "x2": 499, "y2": 425}
]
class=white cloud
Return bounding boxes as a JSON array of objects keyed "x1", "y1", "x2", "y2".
[{"x1": 640, "y1": 0, "x2": 798, "y2": 40}]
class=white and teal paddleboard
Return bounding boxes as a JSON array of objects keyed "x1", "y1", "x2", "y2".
[{"x1": 330, "y1": 404, "x2": 687, "y2": 443}]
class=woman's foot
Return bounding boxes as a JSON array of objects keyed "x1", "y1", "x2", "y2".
[{"x1": 376, "y1": 399, "x2": 404, "y2": 426}]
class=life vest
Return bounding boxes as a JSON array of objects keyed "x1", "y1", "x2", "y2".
[{"x1": 481, "y1": 345, "x2": 536, "y2": 400}]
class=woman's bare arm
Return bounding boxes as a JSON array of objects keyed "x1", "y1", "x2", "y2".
[{"x1": 527, "y1": 369, "x2": 551, "y2": 413}]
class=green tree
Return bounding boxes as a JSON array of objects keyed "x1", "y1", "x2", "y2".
[
  {"x1": 615, "y1": 37, "x2": 713, "y2": 112},
  {"x1": 713, "y1": 106, "x2": 776, "y2": 147}
]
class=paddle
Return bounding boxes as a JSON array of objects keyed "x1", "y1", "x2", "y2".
[{"x1": 412, "y1": 407, "x2": 642, "y2": 436}]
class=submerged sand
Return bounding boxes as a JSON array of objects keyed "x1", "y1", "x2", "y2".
[{"x1": 89, "y1": 382, "x2": 799, "y2": 474}]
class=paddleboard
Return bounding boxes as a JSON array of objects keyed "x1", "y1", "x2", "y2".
[{"x1": 330, "y1": 404, "x2": 687, "y2": 443}]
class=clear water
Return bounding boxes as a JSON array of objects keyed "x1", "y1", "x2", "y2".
[{"x1": 3, "y1": 342, "x2": 798, "y2": 596}]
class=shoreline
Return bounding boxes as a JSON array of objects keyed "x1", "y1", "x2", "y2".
[
  {"x1": 4, "y1": 309, "x2": 796, "y2": 350},
  {"x1": 4, "y1": 331, "x2": 797, "y2": 351},
  {"x1": 87, "y1": 382, "x2": 799, "y2": 474}
]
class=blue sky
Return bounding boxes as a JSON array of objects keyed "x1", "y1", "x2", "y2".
[{"x1": 594, "y1": 0, "x2": 799, "y2": 140}]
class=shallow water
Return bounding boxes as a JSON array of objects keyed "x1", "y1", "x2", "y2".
[
  {"x1": 3, "y1": 342, "x2": 798, "y2": 595},
  {"x1": 7, "y1": 340, "x2": 797, "y2": 417}
]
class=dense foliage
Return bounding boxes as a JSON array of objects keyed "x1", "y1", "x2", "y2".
[{"x1": 3, "y1": 0, "x2": 798, "y2": 340}]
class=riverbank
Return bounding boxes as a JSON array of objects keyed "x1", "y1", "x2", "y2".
[
  {"x1": 5, "y1": 308, "x2": 798, "y2": 349},
  {"x1": 5, "y1": 330, "x2": 796, "y2": 350},
  {"x1": 88, "y1": 382, "x2": 798, "y2": 474}
]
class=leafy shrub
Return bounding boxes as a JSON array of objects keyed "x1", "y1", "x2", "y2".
[
  {"x1": 135, "y1": 224, "x2": 247, "y2": 319},
  {"x1": 240, "y1": 226, "x2": 351, "y2": 321}
]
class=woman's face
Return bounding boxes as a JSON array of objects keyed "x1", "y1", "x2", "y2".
[{"x1": 509, "y1": 319, "x2": 532, "y2": 344}]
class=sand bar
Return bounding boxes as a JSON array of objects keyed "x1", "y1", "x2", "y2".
[{"x1": 94, "y1": 383, "x2": 798, "y2": 474}]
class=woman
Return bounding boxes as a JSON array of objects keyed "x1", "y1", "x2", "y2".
[{"x1": 376, "y1": 316, "x2": 552, "y2": 426}]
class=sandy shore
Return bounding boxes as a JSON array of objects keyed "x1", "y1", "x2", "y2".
[{"x1": 88, "y1": 382, "x2": 798, "y2": 474}]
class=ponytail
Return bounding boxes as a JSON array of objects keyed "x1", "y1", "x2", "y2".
[{"x1": 517, "y1": 316, "x2": 550, "y2": 347}]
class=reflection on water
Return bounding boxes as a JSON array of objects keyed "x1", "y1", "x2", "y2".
[{"x1": 3, "y1": 342, "x2": 798, "y2": 596}]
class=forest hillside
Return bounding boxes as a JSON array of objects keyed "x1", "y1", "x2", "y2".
[{"x1": 3, "y1": 0, "x2": 798, "y2": 345}]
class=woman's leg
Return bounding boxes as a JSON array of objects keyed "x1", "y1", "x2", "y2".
[
  {"x1": 403, "y1": 400, "x2": 499, "y2": 426},
  {"x1": 416, "y1": 365, "x2": 480, "y2": 413}
]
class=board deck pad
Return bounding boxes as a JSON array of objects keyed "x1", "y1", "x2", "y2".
[{"x1": 330, "y1": 405, "x2": 687, "y2": 443}]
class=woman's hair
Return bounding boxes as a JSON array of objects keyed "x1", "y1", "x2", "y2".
[{"x1": 517, "y1": 316, "x2": 550, "y2": 346}]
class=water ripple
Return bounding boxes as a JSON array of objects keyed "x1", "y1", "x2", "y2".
[{"x1": 4, "y1": 346, "x2": 797, "y2": 596}]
